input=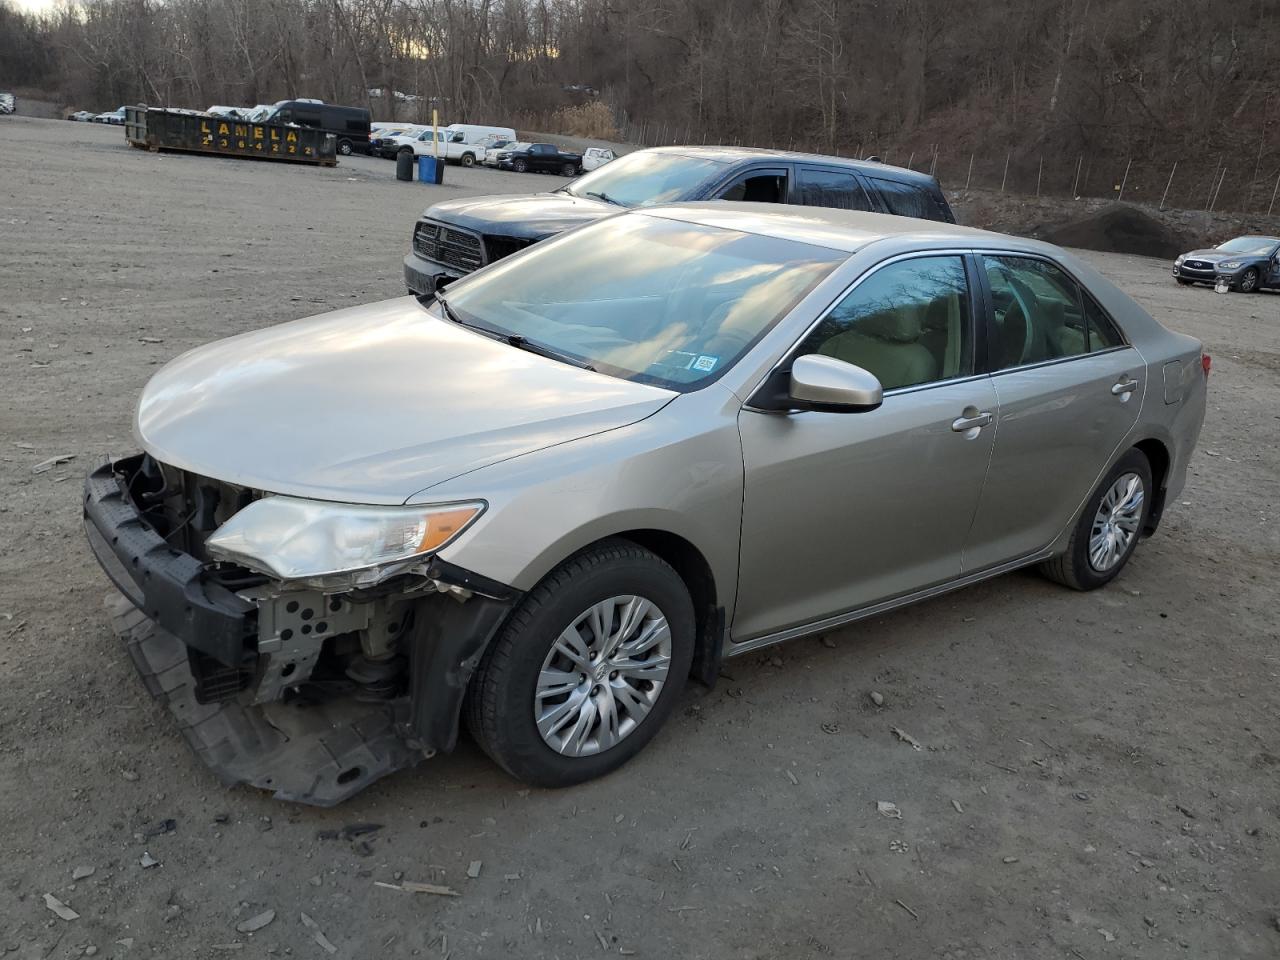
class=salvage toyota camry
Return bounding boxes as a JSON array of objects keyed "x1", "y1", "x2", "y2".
[{"x1": 83, "y1": 204, "x2": 1207, "y2": 804}]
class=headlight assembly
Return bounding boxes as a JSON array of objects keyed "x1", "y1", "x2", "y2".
[
  {"x1": 205, "y1": 496, "x2": 485, "y2": 586},
  {"x1": 1219, "y1": 260, "x2": 1243, "y2": 270}
]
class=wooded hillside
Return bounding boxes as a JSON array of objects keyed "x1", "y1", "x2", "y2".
[{"x1": 4, "y1": 0, "x2": 1279, "y2": 210}]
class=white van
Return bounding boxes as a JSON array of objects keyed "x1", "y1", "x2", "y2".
[{"x1": 408, "y1": 123, "x2": 518, "y2": 166}]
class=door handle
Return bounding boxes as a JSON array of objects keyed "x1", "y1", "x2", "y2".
[
  {"x1": 951, "y1": 411, "x2": 993, "y2": 432},
  {"x1": 1111, "y1": 378, "x2": 1139, "y2": 396}
]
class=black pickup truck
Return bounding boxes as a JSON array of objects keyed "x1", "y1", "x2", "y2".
[{"x1": 496, "y1": 142, "x2": 583, "y2": 176}]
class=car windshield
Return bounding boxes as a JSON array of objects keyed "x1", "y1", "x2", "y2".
[
  {"x1": 1216, "y1": 236, "x2": 1278, "y2": 255},
  {"x1": 438, "y1": 214, "x2": 844, "y2": 390},
  {"x1": 564, "y1": 151, "x2": 729, "y2": 207}
]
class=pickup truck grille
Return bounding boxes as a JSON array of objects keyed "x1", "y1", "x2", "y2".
[
  {"x1": 482, "y1": 234, "x2": 535, "y2": 263},
  {"x1": 413, "y1": 221, "x2": 484, "y2": 273}
]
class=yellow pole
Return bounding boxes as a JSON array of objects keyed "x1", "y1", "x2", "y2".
[{"x1": 432, "y1": 108, "x2": 439, "y2": 159}]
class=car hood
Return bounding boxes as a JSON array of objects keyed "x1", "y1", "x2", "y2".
[
  {"x1": 135, "y1": 298, "x2": 674, "y2": 504},
  {"x1": 424, "y1": 192, "x2": 612, "y2": 241}
]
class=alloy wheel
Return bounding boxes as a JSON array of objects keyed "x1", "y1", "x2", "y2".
[
  {"x1": 1240, "y1": 269, "x2": 1258, "y2": 292},
  {"x1": 534, "y1": 595, "x2": 672, "y2": 757},
  {"x1": 1088, "y1": 472, "x2": 1144, "y2": 572}
]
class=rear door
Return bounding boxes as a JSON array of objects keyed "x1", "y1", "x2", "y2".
[
  {"x1": 794, "y1": 166, "x2": 876, "y2": 211},
  {"x1": 533, "y1": 144, "x2": 558, "y2": 171},
  {"x1": 961, "y1": 253, "x2": 1145, "y2": 572}
]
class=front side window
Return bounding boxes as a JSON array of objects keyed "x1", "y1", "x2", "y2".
[
  {"x1": 440, "y1": 215, "x2": 844, "y2": 390},
  {"x1": 983, "y1": 256, "x2": 1108, "y2": 369},
  {"x1": 869, "y1": 178, "x2": 936, "y2": 220},
  {"x1": 795, "y1": 168, "x2": 873, "y2": 211},
  {"x1": 564, "y1": 151, "x2": 729, "y2": 207},
  {"x1": 717, "y1": 171, "x2": 788, "y2": 203},
  {"x1": 794, "y1": 255, "x2": 973, "y2": 390}
]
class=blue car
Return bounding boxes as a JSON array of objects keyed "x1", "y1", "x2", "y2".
[{"x1": 1173, "y1": 235, "x2": 1280, "y2": 292}]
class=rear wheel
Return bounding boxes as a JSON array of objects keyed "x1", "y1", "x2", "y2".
[
  {"x1": 1040, "y1": 448, "x2": 1152, "y2": 591},
  {"x1": 337, "y1": 138, "x2": 353, "y2": 156},
  {"x1": 466, "y1": 540, "x2": 694, "y2": 787},
  {"x1": 1237, "y1": 267, "x2": 1260, "y2": 292},
  {"x1": 460, "y1": 152, "x2": 476, "y2": 167},
  {"x1": 513, "y1": 158, "x2": 529, "y2": 173},
  {"x1": 561, "y1": 162, "x2": 578, "y2": 177}
]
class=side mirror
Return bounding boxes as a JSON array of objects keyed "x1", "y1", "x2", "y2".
[
  {"x1": 789, "y1": 355, "x2": 883, "y2": 410},
  {"x1": 750, "y1": 355, "x2": 883, "y2": 413}
]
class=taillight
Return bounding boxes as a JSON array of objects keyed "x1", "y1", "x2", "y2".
[{"x1": 1201, "y1": 353, "x2": 1212, "y2": 377}]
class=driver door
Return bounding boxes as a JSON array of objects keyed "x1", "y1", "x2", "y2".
[
  {"x1": 734, "y1": 254, "x2": 998, "y2": 642},
  {"x1": 1268, "y1": 248, "x2": 1280, "y2": 288}
]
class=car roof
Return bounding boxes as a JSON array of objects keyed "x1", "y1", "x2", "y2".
[
  {"x1": 638, "y1": 202, "x2": 1029, "y2": 255},
  {"x1": 642, "y1": 145, "x2": 940, "y2": 187}
]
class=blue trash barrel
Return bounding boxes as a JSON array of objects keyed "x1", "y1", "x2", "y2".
[{"x1": 418, "y1": 156, "x2": 444, "y2": 184}]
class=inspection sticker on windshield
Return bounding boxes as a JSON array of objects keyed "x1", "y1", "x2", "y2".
[{"x1": 691, "y1": 355, "x2": 718, "y2": 372}]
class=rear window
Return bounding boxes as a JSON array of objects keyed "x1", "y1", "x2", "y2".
[{"x1": 869, "y1": 178, "x2": 939, "y2": 221}]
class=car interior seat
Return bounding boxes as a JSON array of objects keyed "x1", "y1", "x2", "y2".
[{"x1": 816, "y1": 303, "x2": 937, "y2": 390}]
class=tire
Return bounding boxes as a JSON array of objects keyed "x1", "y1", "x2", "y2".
[
  {"x1": 513, "y1": 158, "x2": 528, "y2": 173},
  {"x1": 338, "y1": 139, "x2": 353, "y2": 156},
  {"x1": 465, "y1": 539, "x2": 695, "y2": 787},
  {"x1": 1176, "y1": 277, "x2": 1193, "y2": 286},
  {"x1": 1040, "y1": 448, "x2": 1152, "y2": 591},
  {"x1": 560, "y1": 162, "x2": 577, "y2": 177},
  {"x1": 460, "y1": 152, "x2": 476, "y2": 167},
  {"x1": 1236, "y1": 267, "x2": 1260, "y2": 293}
]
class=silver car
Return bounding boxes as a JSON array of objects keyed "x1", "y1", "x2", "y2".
[{"x1": 83, "y1": 204, "x2": 1207, "y2": 803}]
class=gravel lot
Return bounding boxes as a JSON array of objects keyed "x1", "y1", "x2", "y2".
[{"x1": 2, "y1": 116, "x2": 1279, "y2": 959}]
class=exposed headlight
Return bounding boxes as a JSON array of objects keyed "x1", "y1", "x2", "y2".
[
  {"x1": 205, "y1": 496, "x2": 485, "y2": 586},
  {"x1": 1174, "y1": 255, "x2": 1185, "y2": 265},
  {"x1": 1219, "y1": 260, "x2": 1243, "y2": 269}
]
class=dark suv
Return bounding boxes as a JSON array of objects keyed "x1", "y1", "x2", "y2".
[{"x1": 404, "y1": 146, "x2": 955, "y2": 297}]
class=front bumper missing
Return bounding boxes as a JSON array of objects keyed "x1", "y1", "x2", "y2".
[
  {"x1": 110, "y1": 595, "x2": 421, "y2": 805},
  {"x1": 84, "y1": 455, "x2": 521, "y2": 804}
]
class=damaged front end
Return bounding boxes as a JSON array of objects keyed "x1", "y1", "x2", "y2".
[{"x1": 83, "y1": 454, "x2": 518, "y2": 805}]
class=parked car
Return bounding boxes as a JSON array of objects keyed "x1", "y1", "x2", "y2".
[
  {"x1": 1173, "y1": 236, "x2": 1280, "y2": 292},
  {"x1": 264, "y1": 100, "x2": 371, "y2": 156},
  {"x1": 0, "y1": 93, "x2": 15, "y2": 115},
  {"x1": 483, "y1": 138, "x2": 520, "y2": 166},
  {"x1": 84, "y1": 204, "x2": 1206, "y2": 803},
  {"x1": 582, "y1": 146, "x2": 616, "y2": 171},
  {"x1": 93, "y1": 107, "x2": 127, "y2": 125},
  {"x1": 372, "y1": 126, "x2": 422, "y2": 159},
  {"x1": 404, "y1": 145, "x2": 956, "y2": 297},
  {"x1": 497, "y1": 142, "x2": 583, "y2": 175},
  {"x1": 404, "y1": 123, "x2": 518, "y2": 166},
  {"x1": 66, "y1": 110, "x2": 96, "y2": 122}
]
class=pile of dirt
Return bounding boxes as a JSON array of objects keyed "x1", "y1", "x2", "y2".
[{"x1": 1038, "y1": 203, "x2": 1190, "y2": 259}]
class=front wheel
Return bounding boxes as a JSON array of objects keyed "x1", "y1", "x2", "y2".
[
  {"x1": 337, "y1": 139, "x2": 353, "y2": 156},
  {"x1": 1175, "y1": 277, "x2": 1193, "y2": 286},
  {"x1": 466, "y1": 540, "x2": 694, "y2": 787},
  {"x1": 1040, "y1": 448, "x2": 1152, "y2": 591},
  {"x1": 513, "y1": 158, "x2": 528, "y2": 173},
  {"x1": 1237, "y1": 267, "x2": 1260, "y2": 293}
]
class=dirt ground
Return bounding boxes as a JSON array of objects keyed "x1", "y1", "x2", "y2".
[{"x1": 1, "y1": 116, "x2": 1279, "y2": 959}]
